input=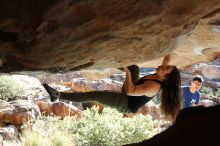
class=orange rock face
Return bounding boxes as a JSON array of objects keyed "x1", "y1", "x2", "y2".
[
  {"x1": 36, "y1": 101, "x2": 81, "y2": 118},
  {"x1": 0, "y1": 100, "x2": 40, "y2": 127}
]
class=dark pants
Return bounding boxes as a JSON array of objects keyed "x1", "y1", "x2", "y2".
[{"x1": 60, "y1": 65, "x2": 140, "y2": 113}]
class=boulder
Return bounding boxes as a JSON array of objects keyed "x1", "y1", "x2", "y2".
[
  {"x1": 0, "y1": 100, "x2": 40, "y2": 127},
  {"x1": 126, "y1": 105, "x2": 220, "y2": 146},
  {"x1": 0, "y1": 125, "x2": 18, "y2": 140},
  {"x1": 36, "y1": 101, "x2": 81, "y2": 118}
]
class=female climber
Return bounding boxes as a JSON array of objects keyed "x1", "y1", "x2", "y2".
[{"x1": 43, "y1": 54, "x2": 182, "y2": 120}]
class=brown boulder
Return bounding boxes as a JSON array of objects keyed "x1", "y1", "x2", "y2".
[
  {"x1": 36, "y1": 101, "x2": 81, "y2": 118},
  {"x1": 0, "y1": 100, "x2": 40, "y2": 126}
]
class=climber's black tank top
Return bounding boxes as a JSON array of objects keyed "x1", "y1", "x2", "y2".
[{"x1": 127, "y1": 76, "x2": 162, "y2": 113}]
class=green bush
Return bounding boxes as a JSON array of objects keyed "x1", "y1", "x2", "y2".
[
  {"x1": 21, "y1": 107, "x2": 158, "y2": 146},
  {"x1": 200, "y1": 87, "x2": 213, "y2": 96},
  {"x1": 21, "y1": 116, "x2": 75, "y2": 146},
  {"x1": 21, "y1": 130, "x2": 51, "y2": 146},
  {"x1": 214, "y1": 88, "x2": 220, "y2": 97},
  {"x1": 0, "y1": 75, "x2": 26, "y2": 101}
]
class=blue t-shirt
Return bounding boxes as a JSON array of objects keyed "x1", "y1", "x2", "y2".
[{"x1": 182, "y1": 86, "x2": 200, "y2": 108}]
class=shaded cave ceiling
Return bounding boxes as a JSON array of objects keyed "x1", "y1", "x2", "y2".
[{"x1": 0, "y1": 0, "x2": 220, "y2": 73}]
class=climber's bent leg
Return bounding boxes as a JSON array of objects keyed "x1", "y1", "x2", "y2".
[{"x1": 60, "y1": 91, "x2": 128, "y2": 113}]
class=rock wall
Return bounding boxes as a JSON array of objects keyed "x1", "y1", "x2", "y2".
[{"x1": 0, "y1": 0, "x2": 220, "y2": 72}]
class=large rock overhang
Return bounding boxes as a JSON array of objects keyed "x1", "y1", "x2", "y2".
[{"x1": 0, "y1": 0, "x2": 220, "y2": 72}]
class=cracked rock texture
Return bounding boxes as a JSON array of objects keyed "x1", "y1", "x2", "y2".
[{"x1": 0, "y1": 0, "x2": 220, "y2": 72}]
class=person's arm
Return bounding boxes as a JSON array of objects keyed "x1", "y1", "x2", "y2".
[
  {"x1": 162, "y1": 54, "x2": 172, "y2": 66},
  {"x1": 192, "y1": 93, "x2": 201, "y2": 106},
  {"x1": 124, "y1": 67, "x2": 134, "y2": 95},
  {"x1": 124, "y1": 67, "x2": 160, "y2": 96},
  {"x1": 195, "y1": 93, "x2": 200, "y2": 104}
]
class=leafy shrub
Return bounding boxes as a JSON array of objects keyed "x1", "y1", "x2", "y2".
[
  {"x1": 21, "y1": 107, "x2": 158, "y2": 146},
  {"x1": 200, "y1": 87, "x2": 213, "y2": 96},
  {"x1": 21, "y1": 116, "x2": 75, "y2": 146},
  {"x1": 73, "y1": 107, "x2": 157, "y2": 146},
  {"x1": 21, "y1": 130, "x2": 51, "y2": 146},
  {"x1": 214, "y1": 88, "x2": 220, "y2": 97},
  {"x1": 0, "y1": 75, "x2": 26, "y2": 101}
]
